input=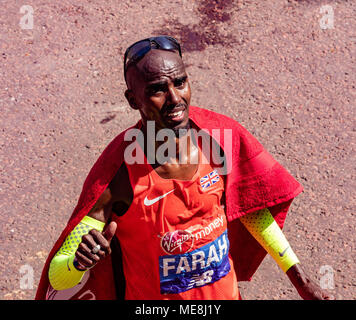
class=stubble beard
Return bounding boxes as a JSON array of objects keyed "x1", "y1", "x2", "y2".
[{"x1": 171, "y1": 120, "x2": 191, "y2": 138}]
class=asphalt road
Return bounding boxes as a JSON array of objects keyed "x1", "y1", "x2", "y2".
[{"x1": 0, "y1": 0, "x2": 355, "y2": 300}]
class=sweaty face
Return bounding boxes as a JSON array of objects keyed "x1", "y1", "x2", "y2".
[{"x1": 125, "y1": 50, "x2": 191, "y2": 135}]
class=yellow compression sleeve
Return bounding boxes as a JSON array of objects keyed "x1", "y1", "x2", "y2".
[
  {"x1": 240, "y1": 208, "x2": 300, "y2": 273},
  {"x1": 48, "y1": 215, "x2": 105, "y2": 291}
]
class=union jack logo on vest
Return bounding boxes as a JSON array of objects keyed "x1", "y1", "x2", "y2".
[{"x1": 200, "y1": 169, "x2": 220, "y2": 190}]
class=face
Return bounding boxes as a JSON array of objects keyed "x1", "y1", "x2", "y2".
[{"x1": 125, "y1": 50, "x2": 191, "y2": 134}]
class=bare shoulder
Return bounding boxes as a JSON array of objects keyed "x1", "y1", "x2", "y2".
[
  {"x1": 87, "y1": 162, "x2": 132, "y2": 222},
  {"x1": 108, "y1": 162, "x2": 132, "y2": 203},
  {"x1": 108, "y1": 162, "x2": 133, "y2": 216}
]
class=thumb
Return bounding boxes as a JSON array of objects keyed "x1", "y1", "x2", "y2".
[{"x1": 102, "y1": 221, "x2": 117, "y2": 243}]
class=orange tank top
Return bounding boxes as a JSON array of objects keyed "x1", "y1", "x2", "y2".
[{"x1": 112, "y1": 138, "x2": 239, "y2": 300}]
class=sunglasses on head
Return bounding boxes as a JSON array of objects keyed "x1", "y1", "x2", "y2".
[{"x1": 124, "y1": 36, "x2": 182, "y2": 77}]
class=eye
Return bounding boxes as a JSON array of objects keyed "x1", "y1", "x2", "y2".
[
  {"x1": 174, "y1": 77, "x2": 187, "y2": 88},
  {"x1": 147, "y1": 84, "x2": 166, "y2": 96}
]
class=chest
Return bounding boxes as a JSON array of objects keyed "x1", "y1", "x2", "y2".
[
  {"x1": 122, "y1": 162, "x2": 225, "y2": 231},
  {"x1": 153, "y1": 162, "x2": 199, "y2": 181},
  {"x1": 113, "y1": 164, "x2": 229, "y2": 275}
]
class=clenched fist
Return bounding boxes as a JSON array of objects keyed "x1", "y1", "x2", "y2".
[{"x1": 74, "y1": 221, "x2": 117, "y2": 270}]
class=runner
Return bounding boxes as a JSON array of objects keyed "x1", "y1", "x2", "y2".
[{"x1": 36, "y1": 36, "x2": 332, "y2": 300}]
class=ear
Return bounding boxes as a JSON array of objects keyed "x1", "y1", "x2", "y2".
[{"x1": 125, "y1": 89, "x2": 140, "y2": 110}]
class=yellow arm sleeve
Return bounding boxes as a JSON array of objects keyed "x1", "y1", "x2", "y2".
[
  {"x1": 48, "y1": 215, "x2": 105, "y2": 290},
  {"x1": 240, "y1": 208, "x2": 300, "y2": 273}
]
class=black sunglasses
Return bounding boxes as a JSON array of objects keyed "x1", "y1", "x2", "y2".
[{"x1": 123, "y1": 36, "x2": 182, "y2": 78}]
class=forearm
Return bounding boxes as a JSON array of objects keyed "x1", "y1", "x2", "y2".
[
  {"x1": 240, "y1": 208, "x2": 300, "y2": 273},
  {"x1": 240, "y1": 209, "x2": 333, "y2": 300},
  {"x1": 48, "y1": 215, "x2": 105, "y2": 290},
  {"x1": 286, "y1": 264, "x2": 309, "y2": 287}
]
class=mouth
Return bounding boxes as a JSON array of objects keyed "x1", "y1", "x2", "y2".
[{"x1": 163, "y1": 105, "x2": 186, "y2": 123}]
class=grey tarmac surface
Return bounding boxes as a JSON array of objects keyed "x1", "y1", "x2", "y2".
[{"x1": 0, "y1": 0, "x2": 355, "y2": 300}]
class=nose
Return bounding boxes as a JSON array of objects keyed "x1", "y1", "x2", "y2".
[{"x1": 167, "y1": 85, "x2": 180, "y2": 105}]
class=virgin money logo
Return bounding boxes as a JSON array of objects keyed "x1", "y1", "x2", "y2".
[{"x1": 160, "y1": 230, "x2": 194, "y2": 255}]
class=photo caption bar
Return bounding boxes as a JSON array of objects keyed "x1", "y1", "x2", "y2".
[{"x1": 133, "y1": 303, "x2": 222, "y2": 318}]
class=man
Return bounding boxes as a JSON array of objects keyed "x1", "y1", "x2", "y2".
[{"x1": 36, "y1": 36, "x2": 332, "y2": 300}]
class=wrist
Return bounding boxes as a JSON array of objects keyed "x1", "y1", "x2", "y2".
[
  {"x1": 72, "y1": 256, "x2": 88, "y2": 271},
  {"x1": 286, "y1": 263, "x2": 309, "y2": 287}
]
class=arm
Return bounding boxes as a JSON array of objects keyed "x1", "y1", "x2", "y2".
[
  {"x1": 286, "y1": 264, "x2": 333, "y2": 300},
  {"x1": 73, "y1": 188, "x2": 117, "y2": 271},
  {"x1": 48, "y1": 188, "x2": 116, "y2": 290},
  {"x1": 240, "y1": 208, "x2": 333, "y2": 300}
]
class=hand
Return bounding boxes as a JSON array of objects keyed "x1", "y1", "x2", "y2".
[
  {"x1": 294, "y1": 278, "x2": 334, "y2": 300},
  {"x1": 74, "y1": 221, "x2": 117, "y2": 270},
  {"x1": 287, "y1": 264, "x2": 334, "y2": 300}
]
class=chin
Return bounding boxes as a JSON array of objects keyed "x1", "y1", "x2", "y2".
[{"x1": 171, "y1": 119, "x2": 191, "y2": 137}]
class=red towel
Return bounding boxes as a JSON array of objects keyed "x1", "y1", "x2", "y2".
[{"x1": 35, "y1": 106, "x2": 303, "y2": 300}]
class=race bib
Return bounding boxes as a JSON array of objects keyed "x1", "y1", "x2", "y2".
[{"x1": 159, "y1": 230, "x2": 231, "y2": 294}]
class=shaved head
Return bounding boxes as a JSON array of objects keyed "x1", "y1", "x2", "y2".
[
  {"x1": 125, "y1": 49, "x2": 186, "y2": 90},
  {"x1": 124, "y1": 49, "x2": 191, "y2": 135}
]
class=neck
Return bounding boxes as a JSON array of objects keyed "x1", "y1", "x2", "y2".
[{"x1": 141, "y1": 121, "x2": 198, "y2": 167}]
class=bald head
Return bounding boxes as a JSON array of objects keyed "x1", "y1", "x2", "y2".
[
  {"x1": 124, "y1": 48, "x2": 191, "y2": 134},
  {"x1": 125, "y1": 49, "x2": 186, "y2": 90}
]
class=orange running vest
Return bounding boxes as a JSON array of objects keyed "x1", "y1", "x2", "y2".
[{"x1": 112, "y1": 139, "x2": 240, "y2": 300}]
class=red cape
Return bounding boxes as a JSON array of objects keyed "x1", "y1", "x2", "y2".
[{"x1": 35, "y1": 106, "x2": 303, "y2": 300}]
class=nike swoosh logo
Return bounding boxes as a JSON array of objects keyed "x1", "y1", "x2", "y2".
[
  {"x1": 67, "y1": 257, "x2": 71, "y2": 271},
  {"x1": 279, "y1": 246, "x2": 290, "y2": 257},
  {"x1": 144, "y1": 189, "x2": 175, "y2": 206}
]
